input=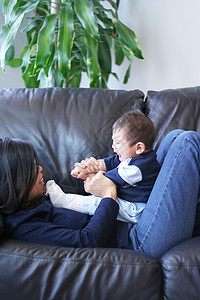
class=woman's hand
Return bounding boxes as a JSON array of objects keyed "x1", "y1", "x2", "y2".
[{"x1": 84, "y1": 171, "x2": 117, "y2": 200}]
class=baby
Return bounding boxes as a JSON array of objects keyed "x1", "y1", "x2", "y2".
[{"x1": 47, "y1": 110, "x2": 160, "y2": 223}]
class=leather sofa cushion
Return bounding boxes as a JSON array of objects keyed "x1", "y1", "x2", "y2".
[
  {"x1": 0, "y1": 239, "x2": 162, "y2": 300},
  {"x1": 161, "y1": 236, "x2": 200, "y2": 300}
]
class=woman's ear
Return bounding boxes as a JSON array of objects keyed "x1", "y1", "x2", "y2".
[{"x1": 135, "y1": 142, "x2": 146, "y2": 155}]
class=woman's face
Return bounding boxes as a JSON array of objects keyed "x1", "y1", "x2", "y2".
[{"x1": 28, "y1": 165, "x2": 46, "y2": 202}]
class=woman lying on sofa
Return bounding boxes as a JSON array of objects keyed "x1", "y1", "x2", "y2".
[{"x1": 0, "y1": 130, "x2": 200, "y2": 258}]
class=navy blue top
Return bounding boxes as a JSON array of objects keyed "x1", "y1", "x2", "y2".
[
  {"x1": 104, "y1": 150, "x2": 160, "y2": 203},
  {"x1": 5, "y1": 198, "x2": 129, "y2": 249}
]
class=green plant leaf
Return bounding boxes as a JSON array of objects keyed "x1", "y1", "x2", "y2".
[
  {"x1": 44, "y1": 43, "x2": 55, "y2": 77},
  {"x1": 0, "y1": 16, "x2": 23, "y2": 69},
  {"x1": 58, "y1": 2, "x2": 74, "y2": 78},
  {"x1": 67, "y1": 72, "x2": 82, "y2": 88},
  {"x1": 93, "y1": 0, "x2": 116, "y2": 18},
  {"x1": 98, "y1": 27, "x2": 111, "y2": 75},
  {"x1": 53, "y1": 66, "x2": 63, "y2": 87},
  {"x1": 0, "y1": 0, "x2": 142, "y2": 88},
  {"x1": 22, "y1": 61, "x2": 40, "y2": 88},
  {"x1": 5, "y1": 45, "x2": 15, "y2": 63},
  {"x1": 96, "y1": 14, "x2": 113, "y2": 28},
  {"x1": 99, "y1": 75, "x2": 108, "y2": 89},
  {"x1": 115, "y1": 19, "x2": 143, "y2": 59},
  {"x1": 28, "y1": 32, "x2": 39, "y2": 48},
  {"x1": 111, "y1": 72, "x2": 119, "y2": 81},
  {"x1": 22, "y1": 16, "x2": 43, "y2": 34},
  {"x1": 36, "y1": 1, "x2": 50, "y2": 16},
  {"x1": 74, "y1": 0, "x2": 100, "y2": 40},
  {"x1": 123, "y1": 63, "x2": 131, "y2": 84},
  {"x1": 35, "y1": 14, "x2": 57, "y2": 72},
  {"x1": 114, "y1": 39, "x2": 124, "y2": 65},
  {"x1": 0, "y1": 0, "x2": 39, "y2": 70},
  {"x1": 66, "y1": 58, "x2": 82, "y2": 87},
  {"x1": 85, "y1": 34, "x2": 101, "y2": 87},
  {"x1": 15, "y1": 0, "x2": 39, "y2": 13},
  {"x1": 6, "y1": 0, "x2": 39, "y2": 23},
  {"x1": 20, "y1": 45, "x2": 31, "y2": 74},
  {"x1": 106, "y1": 0, "x2": 117, "y2": 10},
  {"x1": 38, "y1": 68, "x2": 53, "y2": 88},
  {"x1": 122, "y1": 46, "x2": 133, "y2": 62},
  {"x1": 7, "y1": 57, "x2": 22, "y2": 67},
  {"x1": 73, "y1": 36, "x2": 87, "y2": 67},
  {"x1": 116, "y1": 0, "x2": 120, "y2": 9},
  {"x1": 3, "y1": 0, "x2": 18, "y2": 22}
]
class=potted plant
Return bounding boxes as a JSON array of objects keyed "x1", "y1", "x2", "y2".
[{"x1": 0, "y1": 0, "x2": 143, "y2": 88}]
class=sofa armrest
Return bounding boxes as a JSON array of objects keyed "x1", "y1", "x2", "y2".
[
  {"x1": 0, "y1": 239, "x2": 161, "y2": 300},
  {"x1": 161, "y1": 236, "x2": 200, "y2": 300}
]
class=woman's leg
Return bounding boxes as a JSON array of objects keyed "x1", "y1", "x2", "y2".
[
  {"x1": 156, "y1": 129, "x2": 184, "y2": 165},
  {"x1": 129, "y1": 130, "x2": 200, "y2": 258}
]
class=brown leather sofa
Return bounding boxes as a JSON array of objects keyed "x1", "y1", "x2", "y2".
[{"x1": 0, "y1": 86, "x2": 200, "y2": 300}]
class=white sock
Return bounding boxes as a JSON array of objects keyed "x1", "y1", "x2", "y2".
[{"x1": 46, "y1": 180, "x2": 83, "y2": 212}]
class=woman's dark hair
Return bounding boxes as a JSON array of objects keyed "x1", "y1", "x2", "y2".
[
  {"x1": 113, "y1": 110, "x2": 156, "y2": 150},
  {"x1": 0, "y1": 138, "x2": 39, "y2": 215}
]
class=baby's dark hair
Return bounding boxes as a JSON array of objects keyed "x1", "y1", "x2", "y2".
[{"x1": 113, "y1": 110, "x2": 156, "y2": 150}]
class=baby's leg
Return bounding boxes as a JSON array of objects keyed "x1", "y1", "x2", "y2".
[
  {"x1": 116, "y1": 199, "x2": 146, "y2": 223},
  {"x1": 47, "y1": 180, "x2": 102, "y2": 214},
  {"x1": 47, "y1": 180, "x2": 145, "y2": 223},
  {"x1": 46, "y1": 180, "x2": 84, "y2": 212},
  {"x1": 81, "y1": 195, "x2": 145, "y2": 223}
]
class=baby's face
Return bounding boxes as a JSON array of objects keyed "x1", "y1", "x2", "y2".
[{"x1": 112, "y1": 128, "x2": 138, "y2": 161}]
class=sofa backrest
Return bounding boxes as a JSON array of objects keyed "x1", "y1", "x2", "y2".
[
  {"x1": 0, "y1": 87, "x2": 144, "y2": 194},
  {"x1": 1, "y1": 86, "x2": 200, "y2": 194},
  {"x1": 146, "y1": 86, "x2": 200, "y2": 150}
]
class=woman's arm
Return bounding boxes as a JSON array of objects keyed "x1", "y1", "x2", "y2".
[
  {"x1": 6, "y1": 197, "x2": 118, "y2": 248},
  {"x1": 6, "y1": 170, "x2": 118, "y2": 248}
]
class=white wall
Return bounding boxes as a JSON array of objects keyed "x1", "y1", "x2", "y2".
[{"x1": 1, "y1": 0, "x2": 200, "y2": 93}]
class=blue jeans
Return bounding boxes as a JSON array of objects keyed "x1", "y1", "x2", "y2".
[{"x1": 129, "y1": 130, "x2": 200, "y2": 258}]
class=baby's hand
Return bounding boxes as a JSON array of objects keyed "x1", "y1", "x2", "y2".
[
  {"x1": 71, "y1": 166, "x2": 88, "y2": 180},
  {"x1": 79, "y1": 157, "x2": 99, "y2": 173},
  {"x1": 71, "y1": 157, "x2": 100, "y2": 180}
]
